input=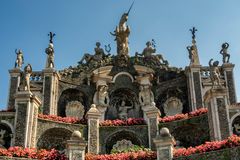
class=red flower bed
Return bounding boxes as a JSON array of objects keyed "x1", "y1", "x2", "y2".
[
  {"x1": 0, "y1": 146, "x2": 66, "y2": 160},
  {"x1": 86, "y1": 150, "x2": 156, "y2": 160},
  {"x1": 159, "y1": 108, "x2": 208, "y2": 123},
  {"x1": 100, "y1": 118, "x2": 146, "y2": 126},
  {"x1": 174, "y1": 135, "x2": 240, "y2": 157},
  {"x1": 38, "y1": 114, "x2": 87, "y2": 124}
]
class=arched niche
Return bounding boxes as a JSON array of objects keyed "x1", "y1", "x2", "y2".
[
  {"x1": 0, "y1": 123, "x2": 12, "y2": 149},
  {"x1": 37, "y1": 128, "x2": 72, "y2": 151},
  {"x1": 232, "y1": 115, "x2": 240, "y2": 135},
  {"x1": 106, "y1": 88, "x2": 142, "y2": 120},
  {"x1": 105, "y1": 130, "x2": 142, "y2": 154},
  {"x1": 156, "y1": 87, "x2": 188, "y2": 117},
  {"x1": 57, "y1": 88, "x2": 88, "y2": 117}
]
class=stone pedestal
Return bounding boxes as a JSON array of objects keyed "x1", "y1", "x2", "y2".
[
  {"x1": 8, "y1": 68, "x2": 21, "y2": 110},
  {"x1": 86, "y1": 104, "x2": 101, "y2": 154},
  {"x1": 185, "y1": 65, "x2": 203, "y2": 111},
  {"x1": 153, "y1": 127, "x2": 175, "y2": 160},
  {"x1": 204, "y1": 87, "x2": 231, "y2": 141},
  {"x1": 222, "y1": 63, "x2": 237, "y2": 104},
  {"x1": 66, "y1": 131, "x2": 87, "y2": 160},
  {"x1": 42, "y1": 68, "x2": 59, "y2": 115},
  {"x1": 14, "y1": 91, "x2": 41, "y2": 148},
  {"x1": 144, "y1": 104, "x2": 160, "y2": 150}
]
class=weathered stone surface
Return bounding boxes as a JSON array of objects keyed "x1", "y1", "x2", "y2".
[
  {"x1": 217, "y1": 98, "x2": 230, "y2": 139},
  {"x1": 226, "y1": 71, "x2": 236, "y2": 104},
  {"x1": 14, "y1": 103, "x2": 27, "y2": 146},
  {"x1": 193, "y1": 72, "x2": 202, "y2": 108}
]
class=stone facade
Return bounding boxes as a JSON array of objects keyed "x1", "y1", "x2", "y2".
[{"x1": 0, "y1": 9, "x2": 239, "y2": 160}]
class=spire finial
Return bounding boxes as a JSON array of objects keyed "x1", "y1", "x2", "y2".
[
  {"x1": 48, "y1": 32, "x2": 56, "y2": 44},
  {"x1": 189, "y1": 27, "x2": 197, "y2": 40}
]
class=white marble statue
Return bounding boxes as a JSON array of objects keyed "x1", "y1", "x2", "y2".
[{"x1": 139, "y1": 85, "x2": 154, "y2": 106}]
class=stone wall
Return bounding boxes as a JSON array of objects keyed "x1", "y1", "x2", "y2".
[
  {"x1": 174, "y1": 146, "x2": 240, "y2": 160},
  {"x1": 159, "y1": 114, "x2": 209, "y2": 148}
]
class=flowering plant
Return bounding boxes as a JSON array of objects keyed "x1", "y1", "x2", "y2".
[
  {"x1": 111, "y1": 145, "x2": 150, "y2": 154},
  {"x1": 174, "y1": 135, "x2": 240, "y2": 157},
  {"x1": 100, "y1": 118, "x2": 146, "y2": 126},
  {"x1": 86, "y1": 150, "x2": 156, "y2": 160},
  {"x1": 0, "y1": 146, "x2": 67, "y2": 160},
  {"x1": 38, "y1": 114, "x2": 87, "y2": 124},
  {"x1": 159, "y1": 108, "x2": 208, "y2": 123}
]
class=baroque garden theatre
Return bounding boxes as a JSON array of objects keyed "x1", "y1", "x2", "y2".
[{"x1": 0, "y1": 7, "x2": 240, "y2": 160}]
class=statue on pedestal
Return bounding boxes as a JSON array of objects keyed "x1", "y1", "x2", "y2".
[
  {"x1": 45, "y1": 32, "x2": 55, "y2": 68},
  {"x1": 187, "y1": 27, "x2": 200, "y2": 65},
  {"x1": 19, "y1": 64, "x2": 32, "y2": 91},
  {"x1": 220, "y1": 42, "x2": 230, "y2": 63},
  {"x1": 111, "y1": 2, "x2": 134, "y2": 56},
  {"x1": 15, "y1": 49, "x2": 24, "y2": 68},
  {"x1": 209, "y1": 59, "x2": 221, "y2": 87},
  {"x1": 45, "y1": 43, "x2": 55, "y2": 68},
  {"x1": 139, "y1": 85, "x2": 154, "y2": 106},
  {"x1": 93, "y1": 85, "x2": 109, "y2": 107},
  {"x1": 79, "y1": 42, "x2": 110, "y2": 66},
  {"x1": 135, "y1": 41, "x2": 168, "y2": 66}
]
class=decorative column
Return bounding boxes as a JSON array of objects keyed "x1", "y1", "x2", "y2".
[
  {"x1": 153, "y1": 127, "x2": 175, "y2": 160},
  {"x1": 144, "y1": 103, "x2": 160, "y2": 150},
  {"x1": 7, "y1": 68, "x2": 21, "y2": 110},
  {"x1": 14, "y1": 91, "x2": 41, "y2": 148},
  {"x1": 86, "y1": 104, "x2": 101, "y2": 154},
  {"x1": 42, "y1": 68, "x2": 59, "y2": 115},
  {"x1": 204, "y1": 87, "x2": 231, "y2": 141},
  {"x1": 185, "y1": 27, "x2": 203, "y2": 111},
  {"x1": 185, "y1": 65, "x2": 203, "y2": 111},
  {"x1": 66, "y1": 131, "x2": 87, "y2": 160},
  {"x1": 222, "y1": 63, "x2": 237, "y2": 104}
]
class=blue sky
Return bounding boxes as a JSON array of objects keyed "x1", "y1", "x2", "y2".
[{"x1": 0, "y1": 0, "x2": 240, "y2": 108}]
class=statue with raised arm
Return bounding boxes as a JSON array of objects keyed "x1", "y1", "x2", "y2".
[
  {"x1": 136, "y1": 41, "x2": 168, "y2": 66},
  {"x1": 220, "y1": 42, "x2": 230, "y2": 63},
  {"x1": 118, "y1": 100, "x2": 133, "y2": 120},
  {"x1": 111, "y1": 2, "x2": 133, "y2": 56},
  {"x1": 19, "y1": 64, "x2": 32, "y2": 91},
  {"x1": 209, "y1": 59, "x2": 221, "y2": 87},
  {"x1": 45, "y1": 43, "x2": 55, "y2": 68},
  {"x1": 79, "y1": 42, "x2": 108, "y2": 65},
  {"x1": 15, "y1": 49, "x2": 24, "y2": 68}
]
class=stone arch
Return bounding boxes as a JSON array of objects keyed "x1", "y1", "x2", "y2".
[
  {"x1": 106, "y1": 88, "x2": 142, "y2": 120},
  {"x1": 112, "y1": 72, "x2": 134, "y2": 83},
  {"x1": 105, "y1": 130, "x2": 142, "y2": 154},
  {"x1": 57, "y1": 88, "x2": 88, "y2": 117},
  {"x1": 0, "y1": 122, "x2": 13, "y2": 148},
  {"x1": 37, "y1": 127, "x2": 72, "y2": 151}
]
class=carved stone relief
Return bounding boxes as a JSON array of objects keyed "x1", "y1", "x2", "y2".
[
  {"x1": 65, "y1": 101, "x2": 85, "y2": 119},
  {"x1": 163, "y1": 97, "x2": 183, "y2": 116}
]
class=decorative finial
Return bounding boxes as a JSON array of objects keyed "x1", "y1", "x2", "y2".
[
  {"x1": 189, "y1": 27, "x2": 197, "y2": 40},
  {"x1": 48, "y1": 32, "x2": 56, "y2": 44}
]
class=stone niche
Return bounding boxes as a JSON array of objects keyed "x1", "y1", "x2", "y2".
[
  {"x1": 163, "y1": 97, "x2": 183, "y2": 116},
  {"x1": 232, "y1": 116, "x2": 240, "y2": 135},
  {"x1": 65, "y1": 101, "x2": 85, "y2": 119}
]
